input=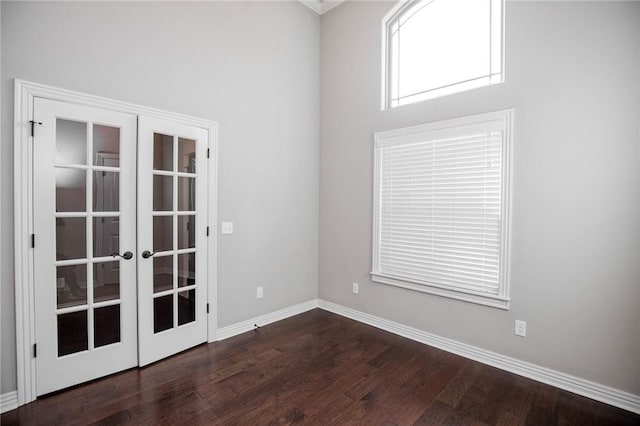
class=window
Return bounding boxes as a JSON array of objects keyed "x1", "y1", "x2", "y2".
[
  {"x1": 384, "y1": 0, "x2": 504, "y2": 108},
  {"x1": 372, "y1": 110, "x2": 513, "y2": 309}
]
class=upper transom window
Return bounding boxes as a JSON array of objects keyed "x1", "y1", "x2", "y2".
[{"x1": 384, "y1": 0, "x2": 504, "y2": 109}]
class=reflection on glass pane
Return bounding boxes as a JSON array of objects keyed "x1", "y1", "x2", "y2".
[
  {"x1": 153, "y1": 216, "x2": 173, "y2": 252},
  {"x1": 153, "y1": 133, "x2": 173, "y2": 171},
  {"x1": 178, "y1": 216, "x2": 195, "y2": 249},
  {"x1": 153, "y1": 175, "x2": 173, "y2": 211},
  {"x1": 178, "y1": 138, "x2": 196, "y2": 173},
  {"x1": 153, "y1": 255, "x2": 174, "y2": 293},
  {"x1": 93, "y1": 125, "x2": 120, "y2": 167},
  {"x1": 93, "y1": 171, "x2": 119, "y2": 212},
  {"x1": 154, "y1": 295, "x2": 174, "y2": 333},
  {"x1": 178, "y1": 253, "x2": 195, "y2": 288},
  {"x1": 178, "y1": 290, "x2": 196, "y2": 326},
  {"x1": 57, "y1": 218, "x2": 86, "y2": 261},
  {"x1": 56, "y1": 264, "x2": 87, "y2": 309},
  {"x1": 93, "y1": 217, "x2": 120, "y2": 258},
  {"x1": 93, "y1": 262, "x2": 120, "y2": 302},
  {"x1": 58, "y1": 310, "x2": 88, "y2": 356},
  {"x1": 56, "y1": 168, "x2": 86, "y2": 212},
  {"x1": 94, "y1": 305, "x2": 121, "y2": 348},
  {"x1": 178, "y1": 177, "x2": 195, "y2": 211},
  {"x1": 56, "y1": 119, "x2": 86, "y2": 165}
]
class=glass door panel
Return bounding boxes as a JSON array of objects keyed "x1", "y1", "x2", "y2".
[
  {"x1": 56, "y1": 122, "x2": 123, "y2": 354},
  {"x1": 56, "y1": 218, "x2": 86, "y2": 260},
  {"x1": 56, "y1": 168, "x2": 86, "y2": 212},
  {"x1": 93, "y1": 171, "x2": 120, "y2": 211},
  {"x1": 153, "y1": 175, "x2": 173, "y2": 211},
  {"x1": 138, "y1": 117, "x2": 208, "y2": 366},
  {"x1": 150, "y1": 134, "x2": 198, "y2": 331},
  {"x1": 34, "y1": 98, "x2": 138, "y2": 396},
  {"x1": 153, "y1": 133, "x2": 173, "y2": 171},
  {"x1": 93, "y1": 125, "x2": 120, "y2": 167},
  {"x1": 153, "y1": 255, "x2": 174, "y2": 293},
  {"x1": 153, "y1": 216, "x2": 173, "y2": 252},
  {"x1": 56, "y1": 264, "x2": 87, "y2": 309},
  {"x1": 33, "y1": 97, "x2": 211, "y2": 394},
  {"x1": 56, "y1": 119, "x2": 87, "y2": 165},
  {"x1": 93, "y1": 262, "x2": 120, "y2": 302}
]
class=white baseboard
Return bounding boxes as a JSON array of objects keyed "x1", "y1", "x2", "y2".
[
  {"x1": 1, "y1": 391, "x2": 18, "y2": 414},
  {"x1": 216, "y1": 299, "x2": 319, "y2": 341},
  {"x1": 8, "y1": 298, "x2": 635, "y2": 415},
  {"x1": 317, "y1": 299, "x2": 640, "y2": 415}
]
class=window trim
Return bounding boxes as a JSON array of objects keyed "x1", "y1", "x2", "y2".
[
  {"x1": 381, "y1": 0, "x2": 506, "y2": 110},
  {"x1": 371, "y1": 109, "x2": 514, "y2": 309}
]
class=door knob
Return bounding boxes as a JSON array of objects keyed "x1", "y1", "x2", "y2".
[
  {"x1": 112, "y1": 251, "x2": 133, "y2": 260},
  {"x1": 142, "y1": 250, "x2": 155, "y2": 259}
]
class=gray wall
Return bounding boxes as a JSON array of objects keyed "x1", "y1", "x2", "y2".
[
  {"x1": 319, "y1": 0, "x2": 640, "y2": 394},
  {"x1": 1, "y1": 1, "x2": 320, "y2": 393},
  {"x1": 0, "y1": 1, "x2": 3, "y2": 396},
  {"x1": 2, "y1": 0, "x2": 638, "y2": 401}
]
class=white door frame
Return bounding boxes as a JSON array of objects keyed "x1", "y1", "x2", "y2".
[{"x1": 13, "y1": 79, "x2": 219, "y2": 406}]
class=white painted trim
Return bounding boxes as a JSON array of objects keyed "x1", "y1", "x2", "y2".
[
  {"x1": 9, "y1": 295, "x2": 640, "y2": 415},
  {"x1": 216, "y1": 300, "x2": 319, "y2": 341},
  {"x1": 317, "y1": 299, "x2": 640, "y2": 415},
  {"x1": 382, "y1": 0, "x2": 505, "y2": 109},
  {"x1": 380, "y1": 0, "x2": 406, "y2": 111},
  {"x1": 318, "y1": 0, "x2": 345, "y2": 15},
  {"x1": 15, "y1": 80, "x2": 216, "y2": 129},
  {"x1": 207, "y1": 123, "x2": 219, "y2": 343},
  {"x1": 299, "y1": 0, "x2": 346, "y2": 15},
  {"x1": 371, "y1": 109, "x2": 514, "y2": 310},
  {"x1": 299, "y1": 0, "x2": 322, "y2": 14},
  {"x1": 0, "y1": 391, "x2": 18, "y2": 414},
  {"x1": 371, "y1": 274, "x2": 510, "y2": 310},
  {"x1": 14, "y1": 79, "x2": 219, "y2": 406},
  {"x1": 14, "y1": 79, "x2": 37, "y2": 406}
]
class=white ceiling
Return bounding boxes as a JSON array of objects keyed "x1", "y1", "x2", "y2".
[{"x1": 299, "y1": 0, "x2": 347, "y2": 15}]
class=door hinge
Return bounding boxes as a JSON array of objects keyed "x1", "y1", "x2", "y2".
[
  {"x1": 206, "y1": 303, "x2": 210, "y2": 314},
  {"x1": 30, "y1": 120, "x2": 42, "y2": 137},
  {"x1": 207, "y1": 148, "x2": 210, "y2": 159},
  {"x1": 206, "y1": 226, "x2": 210, "y2": 237},
  {"x1": 31, "y1": 234, "x2": 35, "y2": 248},
  {"x1": 33, "y1": 343, "x2": 37, "y2": 358}
]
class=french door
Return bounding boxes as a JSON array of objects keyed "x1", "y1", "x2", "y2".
[
  {"x1": 32, "y1": 98, "x2": 209, "y2": 395},
  {"x1": 137, "y1": 117, "x2": 208, "y2": 366}
]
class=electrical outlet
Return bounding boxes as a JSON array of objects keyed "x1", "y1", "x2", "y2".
[
  {"x1": 515, "y1": 320, "x2": 527, "y2": 337},
  {"x1": 352, "y1": 282, "x2": 359, "y2": 294},
  {"x1": 221, "y1": 222, "x2": 234, "y2": 235},
  {"x1": 257, "y1": 286, "x2": 263, "y2": 299}
]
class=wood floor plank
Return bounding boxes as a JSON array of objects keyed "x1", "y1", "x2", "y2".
[
  {"x1": 303, "y1": 393, "x2": 355, "y2": 425},
  {"x1": 3, "y1": 309, "x2": 639, "y2": 426},
  {"x1": 435, "y1": 360, "x2": 482, "y2": 408},
  {"x1": 413, "y1": 400, "x2": 453, "y2": 425},
  {"x1": 390, "y1": 356, "x2": 467, "y2": 424}
]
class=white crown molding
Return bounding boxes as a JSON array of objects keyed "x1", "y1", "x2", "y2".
[
  {"x1": 317, "y1": 299, "x2": 640, "y2": 415},
  {"x1": 0, "y1": 391, "x2": 18, "y2": 414},
  {"x1": 299, "y1": 0, "x2": 346, "y2": 15}
]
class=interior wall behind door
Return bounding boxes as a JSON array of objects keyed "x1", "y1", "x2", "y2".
[{"x1": 2, "y1": 1, "x2": 320, "y2": 394}]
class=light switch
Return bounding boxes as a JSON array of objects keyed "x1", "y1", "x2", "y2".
[{"x1": 221, "y1": 222, "x2": 234, "y2": 235}]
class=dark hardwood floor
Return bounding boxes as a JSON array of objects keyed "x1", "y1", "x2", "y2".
[{"x1": 2, "y1": 309, "x2": 638, "y2": 425}]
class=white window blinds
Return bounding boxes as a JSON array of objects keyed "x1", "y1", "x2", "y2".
[{"x1": 372, "y1": 110, "x2": 513, "y2": 309}]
